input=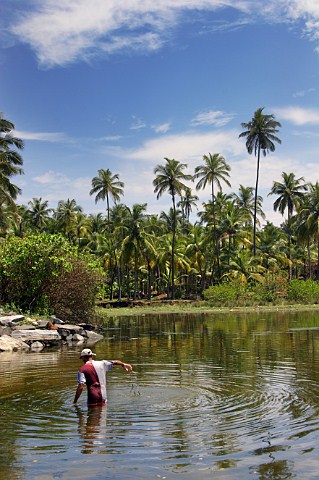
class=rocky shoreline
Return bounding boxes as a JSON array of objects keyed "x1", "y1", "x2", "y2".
[{"x1": 0, "y1": 314, "x2": 103, "y2": 352}]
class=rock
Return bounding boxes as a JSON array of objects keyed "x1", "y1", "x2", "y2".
[
  {"x1": 0, "y1": 335, "x2": 30, "y2": 352},
  {"x1": 0, "y1": 326, "x2": 12, "y2": 336},
  {"x1": 0, "y1": 315, "x2": 25, "y2": 326},
  {"x1": 11, "y1": 329, "x2": 61, "y2": 345},
  {"x1": 51, "y1": 315, "x2": 64, "y2": 324},
  {"x1": 72, "y1": 334, "x2": 85, "y2": 343},
  {"x1": 57, "y1": 324, "x2": 85, "y2": 340},
  {"x1": 85, "y1": 331, "x2": 104, "y2": 343},
  {"x1": 30, "y1": 341, "x2": 44, "y2": 351},
  {"x1": 78, "y1": 323, "x2": 96, "y2": 331},
  {"x1": 11, "y1": 324, "x2": 36, "y2": 331},
  {"x1": 36, "y1": 320, "x2": 50, "y2": 328}
]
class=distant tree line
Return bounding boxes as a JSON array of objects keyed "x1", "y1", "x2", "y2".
[{"x1": 1, "y1": 109, "x2": 319, "y2": 312}]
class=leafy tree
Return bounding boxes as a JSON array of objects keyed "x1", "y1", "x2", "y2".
[
  {"x1": 194, "y1": 152, "x2": 231, "y2": 281},
  {"x1": 121, "y1": 203, "x2": 156, "y2": 299},
  {"x1": 0, "y1": 112, "x2": 24, "y2": 208},
  {"x1": 239, "y1": 107, "x2": 281, "y2": 255},
  {"x1": 28, "y1": 197, "x2": 53, "y2": 231},
  {"x1": 90, "y1": 169, "x2": 124, "y2": 227},
  {"x1": 54, "y1": 198, "x2": 83, "y2": 240},
  {"x1": 298, "y1": 182, "x2": 319, "y2": 280},
  {"x1": 232, "y1": 185, "x2": 264, "y2": 228},
  {"x1": 177, "y1": 186, "x2": 198, "y2": 227},
  {"x1": 153, "y1": 157, "x2": 192, "y2": 298},
  {"x1": 268, "y1": 171, "x2": 308, "y2": 278}
]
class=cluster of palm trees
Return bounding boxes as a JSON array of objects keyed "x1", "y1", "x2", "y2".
[{"x1": 2, "y1": 109, "x2": 319, "y2": 301}]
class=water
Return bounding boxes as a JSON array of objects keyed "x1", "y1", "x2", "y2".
[{"x1": 2, "y1": 311, "x2": 319, "y2": 479}]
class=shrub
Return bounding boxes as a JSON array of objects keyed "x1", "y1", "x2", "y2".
[
  {"x1": 287, "y1": 279, "x2": 319, "y2": 304},
  {"x1": 46, "y1": 258, "x2": 102, "y2": 322},
  {"x1": 0, "y1": 233, "x2": 103, "y2": 320},
  {"x1": 203, "y1": 280, "x2": 246, "y2": 306},
  {"x1": 255, "y1": 272, "x2": 288, "y2": 303}
]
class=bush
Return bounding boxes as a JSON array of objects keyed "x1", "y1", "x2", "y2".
[
  {"x1": 287, "y1": 279, "x2": 319, "y2": 304},
  {"x1": 255, "y1": 272, "x2": 288, "y2": 303},
  {"x1": 46, "y1": 258, "x2": 102, "y2": 322},
  {"x1": 0, "y1": 233, "x2": 103, "y2": 320},
  {"x1": 203, "y1": 280, "x2": 247, "y2": 306}
]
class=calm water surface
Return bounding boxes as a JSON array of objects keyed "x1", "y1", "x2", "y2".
[{"x1": 2, "y1": 311, "x2": 319, "y2": 479}]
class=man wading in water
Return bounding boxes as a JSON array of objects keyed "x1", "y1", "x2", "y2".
[{"x1": 73, "y1": 348, "x2": 133, "y2": 406}]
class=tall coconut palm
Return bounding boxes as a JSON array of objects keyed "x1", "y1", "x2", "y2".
[
  {"x1": 232, "y1": 185, "x2": 265, "y2": 228},
  {"x1": 90, "y1": 169, "x2": 124, "y2": 228},
  {"x1": 28, "y1": 197, "x2": 53, "y2": 231},
  {"x1": 121, "y1": 203, "x2": 156, "y2": 300},
  {"x1": 0, "y1": 113, "x2": 24, "y2": 208},
  {"x1": 153, "y1": 157, "x2": 192, "y2": 299},
  {"x1": 298, "y1": 182, "x2": 319, "y2": 280},
  {"x1": 177, "y1": 187, "x2": 198, "y2": 226},
  {"x1": 194, "y1": 152, "x2": 231, "y2": 281},
  {"x1": 268, "y1": 171, "x2": 308, "y2": 278},
  {"x1": 54, "y1": 198, "x2": 83, "y2": 240},
  {"x1": 239, "y1": 108, "x2": 281, "y2": 256}
]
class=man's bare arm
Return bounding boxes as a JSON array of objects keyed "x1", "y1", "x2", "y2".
[
  {"x1": 73, "y1": 383, "x2": 84, "y2": 404},
  {"x1": 111, "y1": 360, "x2": 132, "y2": 372}
]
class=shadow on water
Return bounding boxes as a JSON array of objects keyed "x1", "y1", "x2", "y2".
[{"x1": 1, "y1": 310, "x2": 319, "y2": 478}]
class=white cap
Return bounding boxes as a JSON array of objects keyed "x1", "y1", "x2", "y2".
[{"x1": 79, "y1": 348, "x2": 96, "y2": 358}]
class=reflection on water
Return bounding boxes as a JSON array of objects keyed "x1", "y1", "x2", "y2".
[
  {"x1": 75, "y1": 405, "x2": 108, "y2": 454},
  {"x1": 1, "y1": 311, "x2": 319, "y2": 479}
]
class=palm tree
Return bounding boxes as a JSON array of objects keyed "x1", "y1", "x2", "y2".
[
  {"x1": 177, "y1": 187, "x2": 198, "y2": 226},
  {"x1": 0, "y1": 112, "x2": 24, "y2": 208},
  {"x1": 90, "y1": 169, "x2": 124, "y2": 227},
  {"x1": 239, "y1": 107, "x2": 281, "y2": 255},
  {"x1": 121, "y1": 203, "x2": 156, "y2": 300},
  {"x1": 232, "y1": 185, "x2": 265, "y2": 228},
  {"x1": 153, "y1": 157, "x2": 192, "y2": 299},
  {"x1": 298, "y1": 182, "x2": 319, "y2": 280},
  {"x1": 28, "y1": 197, "x2": 53, "y2": 231},
  {"x1": 268, "y1": 171, "x2": 308, "y2": 278},
  {"x1": 54, "y1": 198, "x2": 83, "y2": 240},
  {"x1": 194, "y1": 152, "x2": 231, "y2": 281}
]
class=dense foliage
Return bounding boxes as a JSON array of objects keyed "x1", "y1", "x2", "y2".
[
  {"x1": 0, "y1": 234, "x2": 103, "y2": 320},
  {"x1": 2, "y1": 110, "x2": 319, "y2": 315}
]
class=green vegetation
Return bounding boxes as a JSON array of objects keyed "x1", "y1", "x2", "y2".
[
  {"x1": 0, "y1": 233, "x2": 102, "y2": 321},
  {"x1": 3, "y1": 109, "x2": 319, "y2": 320}
]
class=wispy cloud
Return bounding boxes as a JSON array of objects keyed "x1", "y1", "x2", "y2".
[
  {"x1": 126, "y1": 129, "x2": 245, "y2": 166},
  {"x1": 152, "y1": 122, "x2": 171, "y2": 134},
  {"x1": 130, "y1": 116, "x2": 147, "y2": 131},
  {"x1": 274, "y1": 106, "x2": 319, "y2": 125},
  {"x1": 15, "y1": 130, "x2": 70, "y2": 143},
  {"x1": 292, "y1": 87, "x2": 316, "y2": 98},
  {"x1": 6, "y1": 1, "x2": 319, "y2": 67},
  {"x1": 33, "y1": 171, "x2": 69, "y2": 184},
  {"x1": 191, "y1": 110, "x2": 235, "y2": 127}
]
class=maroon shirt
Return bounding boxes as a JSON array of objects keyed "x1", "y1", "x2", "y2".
[{"x1": 78, "y1": 360, "x2": 113, "y2": 406}]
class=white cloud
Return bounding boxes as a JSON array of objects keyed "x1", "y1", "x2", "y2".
[
  {"x1": 130, "y1": 116, "x2": 147, "y2": 131},
  {"x1": 7, "y1": 1, "x2": 319, "y2": 67},
  {"x1": 292, "y1": 87, "x2": 316, "y2": 98},
  {"x1": 152, "y1": 122, "x2": 171, "y2": 134},
  {"x1": 33, "y1": 171, "x2": 69, "y2": 184},
  {"x1": 191, "y1": 110, "x2": 235, "y2": 127},
  {"x1": 274, "y1": 106, "x2": 319, "y2": 125},
  {"x1": 14, "y1": 130, "x2": 69, "y2": 143},
  {"x1": 126, "y1": 129, "x2": 246, "y2": 167}
]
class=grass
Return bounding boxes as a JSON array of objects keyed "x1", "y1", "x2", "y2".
[{"x1": 95, "y1": 300, "x2": 319, "y2": 318}]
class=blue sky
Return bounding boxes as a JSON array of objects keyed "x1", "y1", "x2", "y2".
[{"x1": 2, "y1": 0, "x2": 319, "y2": 225}]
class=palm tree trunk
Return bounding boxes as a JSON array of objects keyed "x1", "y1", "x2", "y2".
[
  {"x1": 171, "y1": 194, "x2": 176, "y2": 299},
  {"x1": 253, "y1": 146, "x2": 261, "y2": 256},
  {"x1": 212, "y1": 184, "x2": 221, "y2": 282}
]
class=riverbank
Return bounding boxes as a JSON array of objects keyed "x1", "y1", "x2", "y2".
[{"x1": 95, "y1": 301, "x2": 319, "y2": 319}]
